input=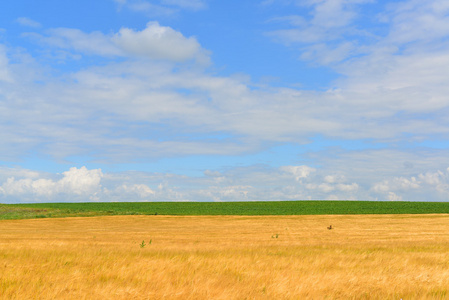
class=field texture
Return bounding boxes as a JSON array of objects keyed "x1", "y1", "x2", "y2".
[
  {"x1": 3, "y1": 201, "x2": 449, "y2": 220},
  {"x1": 1, "y1": 214, "x2": 449, "y2": 299}
]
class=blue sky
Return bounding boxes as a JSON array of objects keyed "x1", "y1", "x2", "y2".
[{"x1": 1, "y1": 0, "x2": 449, "y2": 202}]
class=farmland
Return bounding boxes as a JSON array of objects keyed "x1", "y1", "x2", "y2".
[
  {"x1": 3, "y1": 201, "x2": 449, "y2": 220},
  {"x1": 1, "y1": 214, "x2": 449, "y2": 299}
]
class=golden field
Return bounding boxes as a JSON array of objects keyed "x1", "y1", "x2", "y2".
[{"x1": 1, "y1": 214, "x2": 449, "y2": 299}]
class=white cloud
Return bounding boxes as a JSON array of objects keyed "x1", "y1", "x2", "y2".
[
  {"x1": 267, "y1": 0, "x2": 374, "y2": 64},
  {"x1": 113, "y1": 22, "x2": 209, "y2": 63},
  {"x1": 388, "y1": 192, "x2": 402, "y2": 201},
  {"x1": 0, "y1": 167, "x2": 41, "y2": 181},
  {"x1": 58, "y1": 167, "x2": 103, "y2": 195},
  {"x1": 324, "y1": 174, "x2": 346, "y2": 183},
  {"x1": 2, "y1": 163, "x2": 449, "y2": 203},
  {"x1": 267, "y1": 0, "x2": 449, "y2": 72},
  {"x1": 27, "y1": 22, "x2": 209, "y2": 63},
  {"x1": 306, "y1": 181, "x2": 358, "y2": 194},
  {"x1": 371, "y1": 181, "x2": 389, "y2": 194},
  {"x1": 318, "y1": 183, "x2": 334, "y2": 193},
  {"x1": 309, "y1": 0, "x2": 364, "y2": 29},
  {"x1": 0, "y1": 45, "x2": 12, "y2": 82},
  {"x1": 326, "y1": 194, "x2": 340, "y2": 200},
  {"x1": 113, "y1": 0, "x2": 175, "y2": 15},
  {"x1": 384, "y1": 0, "x2": 449, "y2": 45},
  {"x1": 215, "y1": 185, "x2": 251, "y2": 200},
  {"x1": 280, "y1": 165, "x2": 316, "y2": 181},
  {"x1": 113, "y1": 184, "x2": 155, "y2": 198},
  {"x1": 112, "y1": 0, "x2": 206, "y2": 15},
  {"x1": 16, "y1": 17, "x2": 42, "y2": 28},
  {"x1": 38, "y1": 28, "x2": 121, "y2": 56},
  {"x1": 372, "y1": 177, "x2": 420, "y2": 193},
  {"x1": 336, "y1": 183, "x2": 359, "y2": 192},
  {"x1": 0, "y1": 167, "x2": 102, "y2": 201},
  {"x1": 300, "y1": 41, "x2": 356, "y2": 65},
  {"x1": 371, "y1": 168, "x2": 449, "y2": 201},
  {"x1": 0, "y1": 178, "x2": 51, "y2": 197},
  {"x1": 1, "y1": 47, "x2": 447, "y2": 162}
]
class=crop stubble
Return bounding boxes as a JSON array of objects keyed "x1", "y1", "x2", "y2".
[{"x1": 1, "y1": 214, "x2": 449, "y2": 299}]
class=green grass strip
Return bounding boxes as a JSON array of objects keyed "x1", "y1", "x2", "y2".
[{"x1": 2, "y1": 201, "x2": 449, "y2": 220}]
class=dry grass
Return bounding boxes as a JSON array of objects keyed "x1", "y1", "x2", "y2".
[{"x1": 1, "y1": 214, "x2": 449, "y2": 299}]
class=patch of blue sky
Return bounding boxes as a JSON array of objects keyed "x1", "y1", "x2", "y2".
[
  {"x1": 1, "y1": 0, "x2": 340, "y2": 90},
  {"x1": 1, "y1": 0, "x2": 120, "y2": 32},
  {"x1": 5, "y1": 154, "x2": 70, "y2": 174},
  {"x1": 166, "y1": 2, "x2": 339, "y2": 89},
  {"x1": 61, "y1": 155, "x2": 106, "y2": 171}
]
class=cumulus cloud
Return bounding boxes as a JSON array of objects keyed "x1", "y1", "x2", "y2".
[
  {"x1": 113, "y1": 22, "x2": 209, "y2": 63},
  {"x1": 0, "y1": 167, "x2": 103, "y2": 201},
  {"x1": 2, "y1": 164, "x2": 449, "y2": 203},
  {"x1": 371, "y1": 168, "x2": 449, "y2": 201},
  {"x1": 58, "y1": 167, "x2": 103, "y2": 195},
  {"x1": 27, "y1": 22, "x2": 209, "y2": 63},
  {"x1": 0, "y1": 166, "x2": 162, "y2": 203},
  {"x1": 109, "y1": 184, "x2": 156, "y2": 198},
  {"x1": 280, "y1": 165, "x2": 316, "y2": 181}
]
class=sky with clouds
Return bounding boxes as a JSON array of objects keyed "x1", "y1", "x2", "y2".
[{"x1": 1, "y1": 0, "x2": 449, "y2": 203}]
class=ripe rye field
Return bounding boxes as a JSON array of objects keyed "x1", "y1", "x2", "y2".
[{"x1": 1, "y1": 201, "x2": 449, "y2": 299}]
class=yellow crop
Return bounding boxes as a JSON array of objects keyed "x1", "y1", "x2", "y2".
[{"x1": 1, "y1": 214, "x2": 449, "y2": 299}]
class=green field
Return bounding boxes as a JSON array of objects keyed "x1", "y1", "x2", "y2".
[{"x1": 2, "y1": 201, "x2": 449, "y2": 220}]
